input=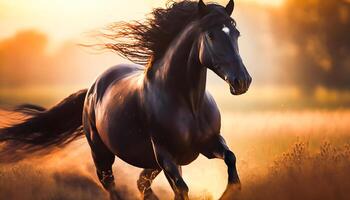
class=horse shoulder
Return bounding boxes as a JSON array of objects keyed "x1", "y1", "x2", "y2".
[{"x1": 198, "y1": 91, "x2": 221, "y2": 136}]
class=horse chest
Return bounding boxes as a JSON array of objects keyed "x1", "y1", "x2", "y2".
[
  {"x1": 146, "y1": 90, "x2": 221, "y2": 164},
  {"x1": 153, "y1": 108, "x2": 219, "y2": 163}
]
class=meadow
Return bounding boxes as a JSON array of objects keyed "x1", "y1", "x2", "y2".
[
  {"x1": 1, "y1": 0, "x2": 349, "y2": 199},
  {"x1": 1, "y1": 108, "x2": 350, "y2": 200}
]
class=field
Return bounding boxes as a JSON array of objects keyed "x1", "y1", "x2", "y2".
[{"x1": 1, "y1": 109, "x2": 350, "y2": 200}]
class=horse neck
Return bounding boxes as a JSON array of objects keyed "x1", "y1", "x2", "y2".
[{"x1": 154, "y1": 24, "x2": 207, "y2": 113}]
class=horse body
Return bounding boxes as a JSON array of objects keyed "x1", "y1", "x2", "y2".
[
  {"x1": 84, "y1": 65, "x2": 155, "y2": 168},
  {"x1": 85, "y1": 57, "x2": 221, "y2": 168},
  {"x1": 0, "y1": 1, "x2": 251, "y2": 199}
]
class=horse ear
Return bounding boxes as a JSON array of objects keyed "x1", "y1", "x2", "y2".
[
  {"x1": 225, "y1": 0, "x2": 234, "y2": 16},
  {"x1": 198, "y1": 0, "x2": 208, "y2": 16}
]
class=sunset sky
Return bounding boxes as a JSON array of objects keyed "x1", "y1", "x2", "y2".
[
  {"x1": 1, "y1": 0, "x2": 348, "y2": 109},
  {"x1": 0, "y1": 0, "x2": 284, "y2": 89},
  {"x1": 0, "y1": 0, "x2": 284, "y2": 50},
  {"x1": 0, "y1": 2, "x2": 349, "y2": 199}
]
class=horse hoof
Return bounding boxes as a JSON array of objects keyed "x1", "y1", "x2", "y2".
[{"x1": 219, "y1": 183, "x2": 242, "y2": 200}]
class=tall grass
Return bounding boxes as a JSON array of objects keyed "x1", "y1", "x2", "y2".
[
  {"x1": 0, "y1": 164, "x2": 106, "y2": 200},
  {"x1": 1, "y1": 109, "x2": 350, "y2": 199},
  {"x1": 230, "y1": 141, "x2": 350, "y2": 200}
]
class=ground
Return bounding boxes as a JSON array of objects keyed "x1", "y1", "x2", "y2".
[{"x1": 0, "y1": 109, "x2": 350, "y2": 200}]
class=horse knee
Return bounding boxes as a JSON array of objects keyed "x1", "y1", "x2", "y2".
[
  {"x1": 224, "y1": 151, "x2": 240, "y2": 184},
  {"x1": 224, "y1": 150, "x2": 236, "y2": 166}
]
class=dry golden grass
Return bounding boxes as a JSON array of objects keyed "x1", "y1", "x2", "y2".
[
  {"x1": 0, "y1": 164, "x2": 105, "y2": 200},
  {"x1": 232, "y1": 141, "x2": 350, "y2": 200},
  {"x1": 1, "y1": 109, "x2": 350, "y2": 200}
]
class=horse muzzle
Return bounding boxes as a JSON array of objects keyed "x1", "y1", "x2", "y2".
[{"x1": 228, "y1": 74, "x2": 252, "y2": 95}]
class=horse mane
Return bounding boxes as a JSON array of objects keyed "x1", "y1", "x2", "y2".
[
  {"x1": 101, "y1": 0, "x2": 234, "y2": 66},
  {"x1": 101, "y1": 1, "x2": 198, "y2": 65}
]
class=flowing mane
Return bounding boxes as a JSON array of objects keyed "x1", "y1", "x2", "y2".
[
  {"x1": 101, "y1": 0, "x2": 235, "y2": 66},
  {"x1": 103, "y1": 1, "x2": 199, "y2": 65},
  {"x1": 1, "y1": 1, "x2": 250, "y2": 198}
]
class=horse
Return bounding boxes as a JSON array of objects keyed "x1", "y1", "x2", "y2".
[{"x1": 0, "y1": 0, "x2": 251, "y2": 199}]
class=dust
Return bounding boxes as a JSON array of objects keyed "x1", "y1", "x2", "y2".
[{"x1": 1, "y1": 109, "x2": 350, "y2": 199}]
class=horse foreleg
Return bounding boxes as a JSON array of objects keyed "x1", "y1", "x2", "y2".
[
  {"x1": 137, "y1": 168, "x2": 162, "y2": 200},
  {"x1": 151, "y1": 139, "x2": 189, "y2": 200},
  {"x1": 163, "y1": 166, "x2": 183, "y2": 199},
  {"x1": 201, "y1": 135, "x2": 241, "y2": 199}
]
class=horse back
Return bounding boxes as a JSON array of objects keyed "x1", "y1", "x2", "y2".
[{"x1": 90, "y1": 63, "x2": 145, "y2": 132}]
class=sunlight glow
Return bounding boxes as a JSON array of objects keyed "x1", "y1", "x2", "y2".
[{"x1": 0, "y1": 0, "x2": 284, "y2": 48}]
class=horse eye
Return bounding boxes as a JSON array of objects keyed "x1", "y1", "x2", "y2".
[
  {"x1": 207, "y1": 32, "x2": 214, "y2": 40},
  {"x1": 230, "y1": 20, "x2": 236, "y2": 26}
]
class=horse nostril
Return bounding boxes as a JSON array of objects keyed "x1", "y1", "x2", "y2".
[
  {"x1": 233, "y1": 79, "x2": 240, "y2": 87},
  {"x1": 239, "y1": 79, "x2": 245, "y2": 89},
  {"x1": 248, "y1": 76, "x2": 252, "y2": 86}
]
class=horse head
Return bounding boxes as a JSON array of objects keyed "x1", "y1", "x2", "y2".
[{"x1": 197, "y1": 0, "x2": 252, "y2": 95}]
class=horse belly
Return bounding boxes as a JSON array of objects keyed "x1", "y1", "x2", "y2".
[
  {"x1": 110, "y1": 126, "x2": 158, "y2": 169},
  {"x1": 97, "y1": 97, "x2": 158, "y2": 168}
]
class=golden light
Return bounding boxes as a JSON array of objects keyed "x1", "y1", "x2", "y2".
[{"x1": 0, "y1": 0, "x2": 284, "y2": 49}]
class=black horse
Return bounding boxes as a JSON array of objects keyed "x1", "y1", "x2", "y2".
[{"x1": 0, "y1": 1, "x2": 251, "y2": 199}]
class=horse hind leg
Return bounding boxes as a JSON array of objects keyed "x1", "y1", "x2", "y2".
[
  {"x1": 137, "y1": 168, "x2": 162, "y2": 200},
  {"x1": 90, "y1": 138, "x2": 116, "y2": 190},
  {"x1": 84, "y1": 121, "x2": 117, "y2": 191}
]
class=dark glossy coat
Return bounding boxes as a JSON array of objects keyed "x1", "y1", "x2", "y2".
[{"x1": 0, "y1": 1, "x2": 251, "y2": 199}]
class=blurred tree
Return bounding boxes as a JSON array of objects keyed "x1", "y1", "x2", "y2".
[
  {"x1": 0, "y1": 29, "x2": 119, "y2": 88},
  {"x1": 273, "y1": 0, "x2": 350, "y2": 91},
  {"x1": 0, "y1": 30, "x2": 49, "y2": 86}
]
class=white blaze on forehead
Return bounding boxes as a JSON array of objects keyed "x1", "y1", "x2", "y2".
[{"x1": 222, "y1": 25, "x2": 230, "y2": 35}]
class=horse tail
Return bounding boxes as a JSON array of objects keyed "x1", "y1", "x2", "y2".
[
  {"x1": 14, "y1": 103, "x2": 47, "y2": 115},
  {"x1": 0, "y1": 89, "x2": 88, "y2": 162}
]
